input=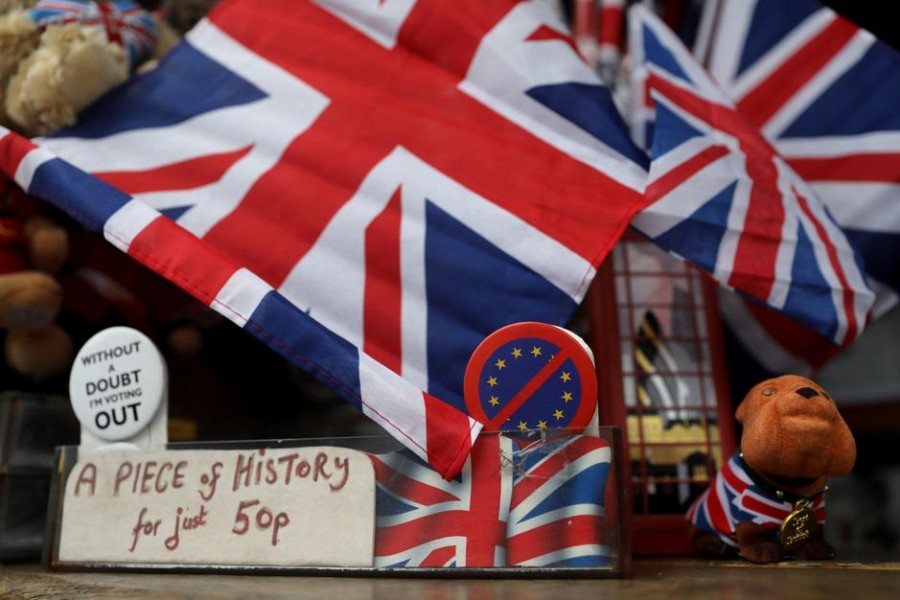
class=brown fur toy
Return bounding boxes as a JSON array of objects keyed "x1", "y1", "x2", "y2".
[
  {"x1": 686, "y1": 375, "x2": 856, "y2": 563},
  {"x1": 1, "y1": 179, "x2": 72, "y2": 379}
]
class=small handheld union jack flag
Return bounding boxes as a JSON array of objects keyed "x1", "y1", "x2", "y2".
[{"x1": 464, "y1": 322, "x2": 597, "y2": 433}]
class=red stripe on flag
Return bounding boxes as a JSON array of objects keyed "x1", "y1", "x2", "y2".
[
  {"x1": 371, "y1": 457, "x2": 460, "y2": 506},
  {"x1": 0, "y1": 130, "x2": 38, "y2": 177},
  {"x1": 424, "y1": 391, "x2": 477, "y2": 481},
  {"x1": 736, "y1": 16, "x2": 857, "y2": 129},
  {"x1": 373, "y1": 436, "x2": 505, "y2": 566},
  {"x1": 465, "y1": 436, "x2": 504, "y2": 565},
  {"x1": 507, "y1": 515, "x2": 603, "y2": 564},
  {"x1": 126, "y1": 217, "x2": 238, "y2": 310},
  {"x1": 705, "y1": 485, "x2": 732, "y2": 536},
  {"x1": 720, "y1": 460, "x2": 745, "y2": 490},
  {"x1": 490, "y1": 351, "x2": 570, "y2": 428},
  {"x1": 397, "y1": 0, "x2": 512, "y2": 80},
  {"x1": 598, "y1": 6, "x2": 623, "y2": 48},
  {"x1": 788, "y1": 153, "x2": 900, "y2": 184},
  {"x1": 375, "y1": 510, "x2": 478, "y2": 556},
  {"x1": 96, "y1": 2, "x2": 123, "y2": 45},
  {"x1": 419, "y1": 545, "x2": 457, "y2": 567},
  {"x1": 741, "y1": 495, "x2": 788, "y2": 522},
  {"x1": 646, "y1": 144, "x2": 730, "y2": 201},
  {"x1": 794, "y1": 187, "x2": 859, "y2": 342},
  {"x1": 573, "y1": 0, "x2": 594, "y2": 39},
  {"x1": 510, "y1": 437, "x2": 607, "y2": 510},
  {"x1": 527, "y1": 24, "x2": 580, "y2": 57},
  {"x1": 364, "y1": 187, "x2": 403, "y2": 374},
  {"x1": 727, "y1": 148, "x2": 783, "y2": 300},
  {"x1": 96, "y1": 146, "x2": 253, "y2": 195},
  {"x1": 509, "y1": 453, "x2": 571, "y2": 511}
]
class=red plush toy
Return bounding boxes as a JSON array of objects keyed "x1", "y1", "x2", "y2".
[{"x1": 687, "y1": 375, "x2": 856, "y2": 563}]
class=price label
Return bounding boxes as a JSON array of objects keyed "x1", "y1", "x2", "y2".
[{"x1": 57, "y1": 447, "x2": 375, "y2": 567}]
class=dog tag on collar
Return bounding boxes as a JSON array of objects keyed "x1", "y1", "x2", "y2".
[{"x1": 779, "y1": 499, "x2": 821, "y2": 551}]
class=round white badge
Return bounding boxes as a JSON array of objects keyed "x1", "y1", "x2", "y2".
[{"x1": 69, "y1": 327, "x2": 166, "y2": 441}]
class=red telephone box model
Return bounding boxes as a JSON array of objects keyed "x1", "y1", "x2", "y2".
[{"x1": 587, "y1": 235, "x2": 737, "y2": 555}]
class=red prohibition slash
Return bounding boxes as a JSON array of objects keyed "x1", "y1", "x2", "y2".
[{"x1": 463, "y1": 322, "x2": 597, "y2": 432}]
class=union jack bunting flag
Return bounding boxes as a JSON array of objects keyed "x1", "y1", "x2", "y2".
[
  {"x1": 371, "y1": 433, "x2": 613, "y2": 568},
  {"x1": 687, "y1": 450, "x2": 826, "y2": 548},
  {"x1": 2, "y1": 0, "x2": 650, "y2": 478},
  {"x1": 627, "y1": 5, "x2": 873, "y2": 350},
  {"x1": 695, "y1": 0, "x2": 900, "y2": 373}
]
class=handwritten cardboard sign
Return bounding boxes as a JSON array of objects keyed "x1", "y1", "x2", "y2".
[{"x1": 58, "y1": 447, "x2": 375, "y2": 567}]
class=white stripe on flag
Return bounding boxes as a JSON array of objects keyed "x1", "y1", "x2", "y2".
[
  {"x1": 512, "y1": 544, "x2": 611, "y2": 567},
  {"x1": 104, "y1": 199, "x2": 160, "y2": 252},
  {"x1": 727, "y1": 9, "x2": 835, "y2": 101},
  {"x1": 762, "y1": 32, "x2": 873, "y2": 139},
  {"x1": 777, "y1": 131, "x2": 900, "y2": 158},
  {"x1": 13, "y1": 146, "x2": 54, "y2": 192},
  {"x1": 358, "y1": 352, "x2": 430, "y2": 459},
  {"x1": 212, "y1": 268, "x2": 273, "y2": 327}
]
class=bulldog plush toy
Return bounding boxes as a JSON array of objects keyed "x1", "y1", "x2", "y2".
[{"x1": 687, "y1": 375, "x2": 856, "y2": 563}]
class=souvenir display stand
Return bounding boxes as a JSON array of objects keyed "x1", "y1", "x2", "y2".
[
  {"x1": 45, "y1": 430, "x2": 629, "y2": 576},
  {"x1": 44, "y1": 324, "x2": 630, "y2": 577}
]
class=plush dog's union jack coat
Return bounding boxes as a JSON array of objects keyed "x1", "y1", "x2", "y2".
[{"x1": 687, "y1": 450, "x2": 826, "y2": 546}]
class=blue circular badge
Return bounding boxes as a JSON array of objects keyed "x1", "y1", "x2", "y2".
[{"x1": 464, "y1": 322, "x2": 597, "y2": 433}]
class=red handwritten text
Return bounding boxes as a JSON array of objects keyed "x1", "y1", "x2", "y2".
[
  {"x1": 231, "y1": 499, "x2": 290, "y2": 546},
  {"x1": 115, "y1": 460, "x2": 188, "y2": 496},
  {"x1": 231, "y1": 450, "x2": 350, "y2": 492}
]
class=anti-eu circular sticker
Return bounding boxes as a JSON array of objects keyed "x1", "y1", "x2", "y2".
[{"x1": 464, "y1": 322, "x2": 597, "y2": 433}]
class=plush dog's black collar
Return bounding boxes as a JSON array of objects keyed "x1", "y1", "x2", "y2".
[{"x1": 738, "y1": 452, "x2": 828, "y2": 505}]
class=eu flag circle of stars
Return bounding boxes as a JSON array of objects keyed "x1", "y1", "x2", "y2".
[{"x1": 464, "y1": 322, "x2": 597, "y2": 433}]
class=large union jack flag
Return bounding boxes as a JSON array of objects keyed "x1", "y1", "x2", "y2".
[
  {"x1": 627, "y1": 5, "x2": 873, "y2": 350},
  {"x1": 0, "y1": 0, "x2": 650, "y2": 478},
  {"x1": 371, "y1": 433, "x2": 613, "y2": 568},
  {"x1": 694, "y1": 0, "x2": 900, "y2": 373}
]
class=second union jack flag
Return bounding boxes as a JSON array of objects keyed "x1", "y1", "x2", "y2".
[
  {"x1": 371, "y1": 432, "x2": 613, "y2": 568},
  {"x1": 696, "y1": 0, "x2": 900, "y2": 373},
  {"x1": 627, "y1": 5, "x2": 873, "y2": 350}
]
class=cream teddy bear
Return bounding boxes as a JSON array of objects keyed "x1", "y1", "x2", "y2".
[{"x1": 0, "y1": 0, "x2": 160, "y2": 136}]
